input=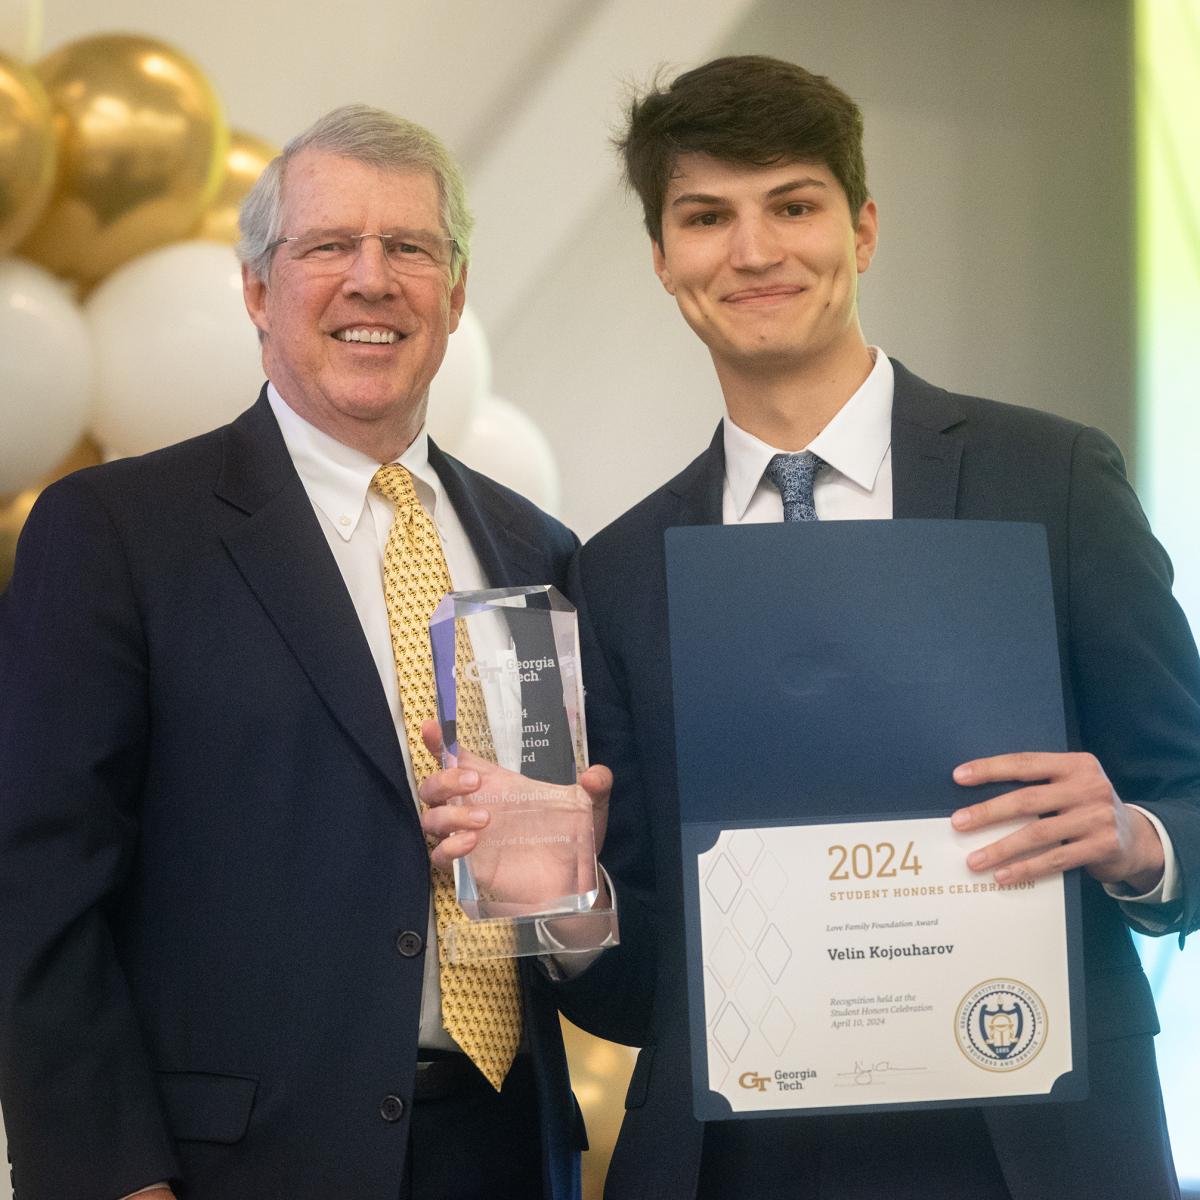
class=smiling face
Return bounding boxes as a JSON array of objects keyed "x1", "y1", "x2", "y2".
[
  {"x1": 653, "y1": 154, "x2": 877, "y2": 396},
  {"x1": 242, "y1": 148, "x2": 465, "y2": 461}
]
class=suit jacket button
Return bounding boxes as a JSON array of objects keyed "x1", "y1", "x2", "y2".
[
  {"x1": 395, "y1": 930, "x2": 424, "y2": 957},
  {"x1": 379, "y1": 1094, "x2": 406, "y2": 1122}
]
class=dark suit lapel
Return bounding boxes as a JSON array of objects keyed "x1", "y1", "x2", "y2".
[
  {"x1": 427, "y1": 440, "x2": 548, "y2": 587},
  {"x1": 667, "y1": 424, "x2": 726, "y2": 527},
  {"x1": 215, "y1": 391, "x2": 413, "y2": 810},
  {"x1": 889, "y1": 359, "x2": 966, "y2": 519}
]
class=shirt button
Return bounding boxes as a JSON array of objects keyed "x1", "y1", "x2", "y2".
[
  {"x1": 395, "y1": 930, "x2": 424, "y2": 957},
  {"x1": 338, "y1": 515, "x2": 351, "y2": 527},
  {"x1": 379, "y1": 1094, "x2": 405, "y2": 1122}
]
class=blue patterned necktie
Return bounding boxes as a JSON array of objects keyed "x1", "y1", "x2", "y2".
[{"x1": 765, "y1": 451, "x2": 825, "y2": 522}]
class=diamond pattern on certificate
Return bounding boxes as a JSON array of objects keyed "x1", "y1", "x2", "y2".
[
  {"x1": 702, "y1": 830, "x2": 802, "y2": 1101},
  {"x1": 713, "y1": 1002, "x2": 751, "y2": 1061},
  {"x1": 759, "y1": 996, "x2": 797, "y2": 1057},
  {"x1": 729, "y1": 828, "x2": 764, "y2": 874},
  {"x1": 756, "y1": 924, "x2": 792, "y2": 984},
  {"x1": 736, "y1": 964, "x2": 772, "y2": 1026},
  {"x1": 732, "y1": 889, "x2": 767, "y2": 948},
  {"x1": 704, "y1": 853, "x2": 742, "y2": 913},
  {"x1": 710, "y1": 927, "x2": 747, "y2": 988},
  {"x1": 754, "y1": 851, "x2": 788, "y2": 909},
  {"x1": 704, "y1": 965, "x2": 726, "y2": 1026}
]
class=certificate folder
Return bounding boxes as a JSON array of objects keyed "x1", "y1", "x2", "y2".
[{"x1": 666, "y1": 520, "x2": 1086, "y2": 1120}]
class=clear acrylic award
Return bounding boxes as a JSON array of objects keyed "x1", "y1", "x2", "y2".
[{"x1": 430, "y1": 585, "x2": 618, "y2": 962}]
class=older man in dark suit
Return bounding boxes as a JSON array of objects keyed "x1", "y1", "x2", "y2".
[
  {"x1": 555, "y1": 56, "x2": 1200, "y2": 1200},
  {"x1": 0, "y1": 104, "x2": 608, "y2": 1200}
]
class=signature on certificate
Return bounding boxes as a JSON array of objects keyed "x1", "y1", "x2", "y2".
[{"x1": 835, "y1": 1059, "x2": 928, "y2": 1088}]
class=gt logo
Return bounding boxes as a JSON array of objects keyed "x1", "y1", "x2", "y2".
[{"x1": 738, "y1": 1071, "x2": 771, "y2": 1092}]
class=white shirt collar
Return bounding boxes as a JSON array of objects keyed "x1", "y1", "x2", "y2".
[
  {"x1": 267, "y1": 382, "x2": 440, "y2": 541},
  {"x1": 723, "y1": 349, "x2": 894, "y2": 521}
]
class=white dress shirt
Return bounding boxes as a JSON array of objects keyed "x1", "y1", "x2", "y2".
[
  {"x1": 720, "y1": 349, "x2": 1179, "y2": 924},
  {"x1": 269, "y1": 384, "x2": 482, "y2": 1051},
  {"x1": 724, "y1": 346, "x2": 895, "y2": 525}
]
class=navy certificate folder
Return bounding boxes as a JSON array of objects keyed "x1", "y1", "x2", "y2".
[{"x1": 665, "y1": 520, "x2": 1087, "y2": 1119}]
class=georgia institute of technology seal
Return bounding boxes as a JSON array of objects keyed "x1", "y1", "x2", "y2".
[{"x1": 955, "y1": 979, "x2": 1047, "y2": 1071}]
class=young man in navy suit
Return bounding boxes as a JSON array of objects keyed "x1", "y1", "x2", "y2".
[
  {"x1": 0, "y1": 105, "x2": 609, "y2": 1200},
  {"x1": 555, "y1": 55, "x2": 1200, "y2": 1200}
]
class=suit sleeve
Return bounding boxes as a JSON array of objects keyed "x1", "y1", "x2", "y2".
[
  {"x1": 1065, "y1": 426, "x2": 1200, "y2": 941},
  {"x1": 550, "y1": 550, "x2": 658, "y2": 1047},
  {"x1": 0, "y1": 477, "x2": 181, "y2": 1199}
]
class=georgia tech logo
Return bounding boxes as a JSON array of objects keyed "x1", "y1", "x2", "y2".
[
  {"x1": 955, "y1": 979, "x2": 1048, "y2": 1071},
  {"x1": 738, "y1": 1071, "x2": 771, "y2": 1092},
  {"x1": 456, "y1": 656, "x2": 555, "y2": 684}
]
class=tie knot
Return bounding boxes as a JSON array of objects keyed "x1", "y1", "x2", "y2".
[
  {"x1": 764, "y1": 451, "x2": 824, "y2": 522},
  {"x1": 372, "y1": 463, "x2": 419, "y2": 509}
]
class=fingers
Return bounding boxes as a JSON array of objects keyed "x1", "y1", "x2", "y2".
[
  {"x1": 421, "y1": 804, "x2": 489, "y2": 872},
  {"x1": 579, "y1": 763, "x2": 612, "y2": 853},
  {"x1": 422, "y1": 803, "x2": 489, "y2": 840},
  {"x1": 952, "y1": 750, "x2": 1091, "y2": 787},
  {"x1": 947, "y1": 750, "x2": 1159, "y2": 886},
  {"x1": 418, "y1": 766, "x2": 481, "y2": 808},
  {"x1": 951, "y1": 783, "x2": 1054, "y2": 833},
  {"x1": 422, "y1": 718, "x2": 494, "y2": 771},
  {"x1": 578, "y1": 763, "x2": 613, "y2": 804},
  {"x1": 949, "y1": 753, "x2": 1064, "y2": 836},
  {"x1": 950, "y1": 753, "x2": 1105, "y2": 832},
  {"x1": 416, "y1": 717, "x2": 486, "y2": 868},
  {"x1": 420, "y1": 718, "x2": 444, "y2": 762},
  {"x1": 974, "y1": 801, "x2": 1161, "y2": 890},
  {"x1": 429, "y1": 832, "x2": 476, "y2": 872},
  {"x1": 416, "y1": 754, "x2": 617, "y2": 880},
  {"x1": 960, "y1": 812, "x2": 1077, "y2": 885}
]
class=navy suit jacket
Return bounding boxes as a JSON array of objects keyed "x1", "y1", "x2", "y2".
[
  {"x1": 560, "y1": 362, "x2": 1200, "y2": 1200},
  {"x1": 0, "y1": 390, "x2": 583, "y2": 1200}
]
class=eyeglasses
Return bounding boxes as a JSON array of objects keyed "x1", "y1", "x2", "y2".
[{"x1": 266, "y1": 228, "x2": 460, "y2": 276}]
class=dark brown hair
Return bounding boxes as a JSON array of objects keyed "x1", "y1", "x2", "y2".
[{"x1": 618, "y1": 55, "x2": 868, "y2": 245}]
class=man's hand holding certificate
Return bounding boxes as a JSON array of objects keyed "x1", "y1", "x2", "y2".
[{"x1": 952, "y1": 750, "x2": 1167, "y2": 895}]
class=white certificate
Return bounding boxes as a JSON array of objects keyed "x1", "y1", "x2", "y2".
[{"x1": 692, "y1": 815, "x2": 1081, "y2": 1117}]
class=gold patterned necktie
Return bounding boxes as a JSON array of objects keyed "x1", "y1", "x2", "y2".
[{"x1": 372, "y1": 463, "x2": 522, "y2": 1091}]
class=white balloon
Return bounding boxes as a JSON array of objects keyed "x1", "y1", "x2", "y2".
[
  {"x1": 0, "y1": 257, "x2": 92, "y2": 494},
  {"x1": 454, "y1": 394, "x2": 560, "y2": 514},
  {"x1": 85, "y1": 241, "x2": 264, "y2": 457},
  {"x1": 425, "y1": 305, "x2": 489, "y2": 450}
]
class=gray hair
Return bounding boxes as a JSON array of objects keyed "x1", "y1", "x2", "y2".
[{"x1": 237, "y1": 103, "x2": 473, "y2": 282}]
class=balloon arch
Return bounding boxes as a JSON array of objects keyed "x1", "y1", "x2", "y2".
[{"x1": 1, "y1": 33, "x2": 562, "y2": 586}]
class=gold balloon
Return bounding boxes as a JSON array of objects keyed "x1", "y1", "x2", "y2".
[
  {"x1": 194, "y1": 129, "x2": 278, "y2": 245},
  {"x1": 17, "y1": 34, "x2": 228, "y2": 286},
  {"x1": 0, "y1": 53, "x2": 57, "y2": 255},
  {"x1": 560, "y1": 1016, "x2": 637, "y2": 1200},
  {"x1": 1, "y1": 435, "x2": 102, "y2": 590}
]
